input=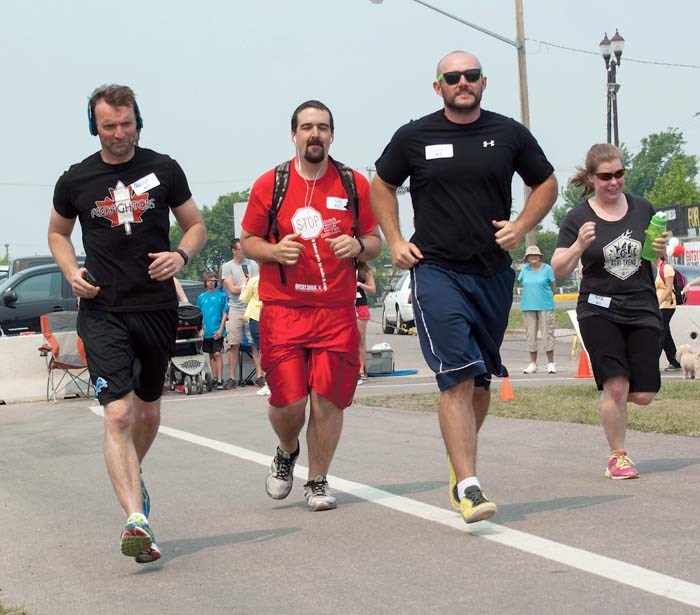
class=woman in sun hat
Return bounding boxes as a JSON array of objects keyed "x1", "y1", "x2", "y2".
[{"x1": 518, "y1": 245, "x2": 557, "y2": 375}]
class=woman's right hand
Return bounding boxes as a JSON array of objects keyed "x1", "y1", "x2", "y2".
[{"x1": 575, "y1": 222, "x2": 596, "y2": 250}]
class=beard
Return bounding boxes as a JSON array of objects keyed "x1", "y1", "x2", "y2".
[
  {"x1": 444, "y1": 87, "x2": 483, "y2": 113},
  {"x1": 304, "y1": 142, "x2": 326, "y2": 164},
  {"x1": 100, "y1": 135, "x2": 136, "y2": 160}
]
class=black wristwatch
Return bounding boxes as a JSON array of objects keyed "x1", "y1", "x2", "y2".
[
  {"x1": 357, "y1": 237, "x2": 366, "y2": 255},
  {"x1": 174, "y1": 248, "x2": 189, "y2": 265}
]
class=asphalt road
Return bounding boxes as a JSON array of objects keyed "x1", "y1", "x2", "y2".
[{"x1": 1, "y1": 317, "x2": 698, "y2": 615}]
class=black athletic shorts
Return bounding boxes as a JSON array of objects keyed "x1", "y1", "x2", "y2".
[
  {"x1": 77, "y1": 308, "x2": 177, "y2": 405},
  {"x1": 578, "y1": 315, "x2": 661, "y2": 393},
  {"x1": 202, "y1": 337, "x2": 224, "y2": 354}
]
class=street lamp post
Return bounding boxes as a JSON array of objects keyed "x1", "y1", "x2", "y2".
[
  {"x1": 369, "y1": 0, "x2": 536, "y2": 247},
  {"x1": 599, "y1": 30, "x2": 625, "y2": 147}
]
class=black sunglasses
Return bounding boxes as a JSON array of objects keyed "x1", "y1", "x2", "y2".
[
  {"x1": 438, "y1": 69, "x2": 483, "y2": 85},
  {"x1": 594, "y1": 169, "x2": 625, "y2": 181}
]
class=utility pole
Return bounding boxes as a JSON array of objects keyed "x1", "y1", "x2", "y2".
[{"x1": 515, "y1": 0, "x2": 535, "y2": 248}]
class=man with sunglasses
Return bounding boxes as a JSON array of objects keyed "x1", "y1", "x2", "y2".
[{"x1": 371, "y1": 51, "x2": 557, "y2": 524}]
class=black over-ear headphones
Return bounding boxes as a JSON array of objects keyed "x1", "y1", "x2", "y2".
[{"x1": 87, "y1": 96, "x2": 144, "y2": 136}]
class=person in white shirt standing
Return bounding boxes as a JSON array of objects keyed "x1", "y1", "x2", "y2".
[{"x1": 221, "y1": 238, "x2": 260, "y2": 388}]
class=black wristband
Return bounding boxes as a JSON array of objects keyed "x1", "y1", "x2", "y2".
[
  {"x1": 357, "y1": 237, "x2": 366, "y2": 255},
  {"x1": 174, "y1": 248, "x2": 189, "y2": 265}
]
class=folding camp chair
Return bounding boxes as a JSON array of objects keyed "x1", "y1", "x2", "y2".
[
  {"x1": 238, "y1": 344, "x2": 258, "y2": 386},
  {"x1": 38, "y1": 311, "x2": 92, "y2": 402}
]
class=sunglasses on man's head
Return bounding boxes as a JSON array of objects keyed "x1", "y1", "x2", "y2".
[
  {"x1": 594, "y1": 169, "x2": 625, "y2": 181},
  {"x1": 437, "y1": 69, "x2": 483, "y2": 85}
]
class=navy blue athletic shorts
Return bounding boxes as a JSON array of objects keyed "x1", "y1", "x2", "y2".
[
  {"x1": 77, "y1": 308, "x2": 177, "y2": 405},
  {"x1": 411, "y1": 263, "x2": 514, "y2": 390}
]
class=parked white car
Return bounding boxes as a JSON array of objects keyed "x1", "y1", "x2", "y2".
[{"x1": 382, "y1": 271, "x2": 414, "y2": 334}]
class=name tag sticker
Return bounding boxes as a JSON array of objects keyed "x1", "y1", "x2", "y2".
[
  {"x1": 326, "y1": 196, "x2": 348, "y2": 211},
  {"x1": 131, "y1": 173, "x2": 160, "y2": 195},
  {"x1": 425, "y1": 144, "x2": 453, "y2": 160},
  {"x1": 588, "y1": 293, "x2": 612, "y2": 309}
]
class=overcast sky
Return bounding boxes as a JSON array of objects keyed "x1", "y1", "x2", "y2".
[{"x1": 2, "y1": 0, "x2": 699, "y2": 258}]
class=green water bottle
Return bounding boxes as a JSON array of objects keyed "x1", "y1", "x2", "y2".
[{"x1": 641, "y1": 212, "x2": 667, "y2": 261}]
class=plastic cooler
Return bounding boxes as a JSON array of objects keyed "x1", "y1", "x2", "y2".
[{"x1": 366, "y1": 343, "x2": 395, "y2": 375}]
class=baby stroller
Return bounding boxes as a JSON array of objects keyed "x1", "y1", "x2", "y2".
[{"x1": 166, "y1": 304, "x2": 211, "y2": 395}]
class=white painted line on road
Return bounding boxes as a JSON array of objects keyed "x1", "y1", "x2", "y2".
[{"x1": 89, "y1": 405, "x2": 700, "y2": 608}]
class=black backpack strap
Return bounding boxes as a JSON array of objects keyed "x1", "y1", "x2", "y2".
[
  {"x1": 329, "y1": 157, "x2": 359, "y2": 238},
  {"x1": 267, "y1": 161, "x2": 291, "y2": 285}
]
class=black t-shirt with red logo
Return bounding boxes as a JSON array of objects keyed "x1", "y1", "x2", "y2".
[{"x1": 53, "y1": 147, "x2": 192, "y2": 312}]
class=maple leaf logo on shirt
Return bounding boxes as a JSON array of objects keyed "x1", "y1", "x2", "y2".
[{"x1": 92, "y1": 180, "x2": 155, "y2": 228}]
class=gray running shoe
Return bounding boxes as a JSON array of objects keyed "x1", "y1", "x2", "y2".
[
  {"x1": 265, "y1": 443, "x2": 300, "y2": 500},
  {"x1": 303, "y1": 475, "x2": 337, "y2": 511}
]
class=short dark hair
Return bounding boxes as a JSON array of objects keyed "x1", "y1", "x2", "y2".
[
  {"x1": 291, "y1": 100, "x2": 334, "y2": 133},
  {"x1": 89, "y1": 84, "x2": 138, "y2": 117},
  {"x1": 230, "y1": 238, "x2": 241, "y2": 249}
]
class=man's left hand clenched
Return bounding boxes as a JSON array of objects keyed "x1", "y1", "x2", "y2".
[
  {"x1": 492, "y1": 219, "x2": 525, "y2": 252},
  {"x1": 326, "y1": 234, "x2": 361, "y2": 259}
]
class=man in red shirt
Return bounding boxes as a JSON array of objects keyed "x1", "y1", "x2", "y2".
[{"x1": 241, "y1": 100, "x2": 381, "y2": 511}]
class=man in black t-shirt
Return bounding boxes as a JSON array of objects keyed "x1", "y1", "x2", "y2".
[
  {"x1": 48, "y1": 84, "x2": 206, "y2": 564},
  {"x1": 371, "y1": 51, "x2": 557, "y2": 524}
]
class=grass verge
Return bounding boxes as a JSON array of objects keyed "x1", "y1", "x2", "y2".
[
  {"x1": 361, "y1": 382, "x2": 700, "y2": 437},
  {"x1": 0, "y1": 604, "x2": 30, "y2": 615},
  {"x1": 507, "y1": 307, "x2": 574, "y2": 331}
]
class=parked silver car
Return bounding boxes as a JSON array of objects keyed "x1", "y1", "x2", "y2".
[{"x1": 382, "y1": 271, "x2": 414, "y2": 334}]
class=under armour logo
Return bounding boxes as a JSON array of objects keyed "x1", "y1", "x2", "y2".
[{"x1": 483, "y1": 140, "x2": 495, "y2": 147}]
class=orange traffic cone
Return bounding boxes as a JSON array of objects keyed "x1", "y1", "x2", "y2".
[
  {"x1": 575, "y1": 351, "x2": 593, "y2": 379},
  {"x1": 500, "y1": 376, "x2": 515, "y2": 401}
]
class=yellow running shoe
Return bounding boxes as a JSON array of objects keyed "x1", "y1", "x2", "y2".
[{"x1": 460, "y1": 486, "x2": 497, "y2": 524}]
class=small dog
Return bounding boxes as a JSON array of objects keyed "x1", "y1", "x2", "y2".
[{"x1": 675, "y1": 345, "x2": 699, "y2": 380}]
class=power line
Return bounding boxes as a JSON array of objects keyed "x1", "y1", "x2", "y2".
[{"x1": 526, "y1": 37, "x2": 700, "y2": 69}]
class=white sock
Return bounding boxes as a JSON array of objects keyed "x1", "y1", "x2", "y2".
[{"x1": 458, "y1": 476, "x2": 481, "y2": 500}]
